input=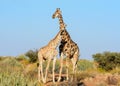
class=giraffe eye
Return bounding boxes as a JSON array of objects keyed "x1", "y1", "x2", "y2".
[{"x1": 65, "y1": 49, "x2": 67, "y2": 51}]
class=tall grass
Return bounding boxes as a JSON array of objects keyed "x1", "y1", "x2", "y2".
[
  {"x1": 0, "y1": 57, "x2": 38, "y2": 86},
  {"x1": 77, "y1": 59, "x2": 94, "y2": 71},
  {"x1": 0, "y1": 57, "x2": 120, "y2": 86},
  {"x1": 0, "y1": 72, "x2": 38, "y2": 86}
]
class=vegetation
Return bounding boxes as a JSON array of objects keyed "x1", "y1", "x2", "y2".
[
  {"x1": 0, "y1": 51, "x2": 120, "y2": 86},
  {"x1": 25, "y1": 49, "x2": 38, "y2": 63},
  {"x1": 0, "y1": 57, "x2": 38, "y2": 86},
  {"x1": 16, "y1": 54, "x2": 28, "y2": 61},
  {"x1": 77, "y1": 59, "x2": 94, "y2": 71},
  {"x1": 93, "y1": 52, "x2": 120, "y2": 71}
]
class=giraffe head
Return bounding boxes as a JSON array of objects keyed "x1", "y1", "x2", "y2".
[
  {"x1": 52, "y1": 8, "x2": 61, "y2": 19},
  {"x1": 52, "y1": 8, "x2": 67, "y2": 30}
]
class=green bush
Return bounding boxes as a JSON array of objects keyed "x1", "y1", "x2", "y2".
[
  {"x1": 77, "y1": 59, "x2": 94, "y2": 71},
  {"x1": 16, "y1": 54, "x2": 27, "y2": 61},
  {"x1": 25, "y1": 49, "x2": 38, "y2": 63},
  {"x1": 93, "y1": 52, "x2": 120, "y2": 71}
]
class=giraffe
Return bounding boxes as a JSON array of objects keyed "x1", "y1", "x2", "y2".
[
  {"x1": 38, "y1": 30, "x2": 63, "y2": 83},
  {"x1": 52, "y1": 8, "x2": 80, "y2": 82}
]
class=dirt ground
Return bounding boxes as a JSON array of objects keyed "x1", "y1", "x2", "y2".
[{"x1": 43, "y1": 73, "x2": 120, "y2": 86}]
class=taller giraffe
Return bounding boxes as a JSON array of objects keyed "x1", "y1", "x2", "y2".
[
  {"x1": 38, "y1": 30, "x2": 63, "y2": 83},
  {"x1": 52, "y1": 8, "x2": 80, "y2": 82}
]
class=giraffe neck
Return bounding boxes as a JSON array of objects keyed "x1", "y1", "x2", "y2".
[
  {"x1": 58, "y1": 14, "x2": 65, "y2": 30},
  {"x1": 61, "y1": 29, "x2": 71, "y2": 42},
  {"x1": 48, "y1": 31, "x2": 61, "y2": 49}
]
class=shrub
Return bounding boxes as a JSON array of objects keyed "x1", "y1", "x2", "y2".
[
  {"x1": 25, "y1": 49, "x2": 38, "y2": 63},
  {"x1": 0, "y1": 57, "x2": 23, "y2": 73},
  {"x1": 110, "y1": 67, "x2": 120, "y2": 74},
  {"x1": 77, "y1": 59, "x2": 94, "y2": 71},
  {"x1": 0, "y1": 57, "x2": 38, "y2": 86},
  {"x1": 16, "y1": 54, "x2": 27, "y2": 61},
  {"x1": 93, "y1": 52, "x2": 120, "y2": 71},
  {"x1": 74, "y1": 71, "x2": 94, "y2": 82}
]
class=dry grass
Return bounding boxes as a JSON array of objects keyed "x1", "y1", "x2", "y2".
[
  {"x1": 0, "y1": 57, "x2": 38, "y2": 86},
  {"x1": 0, "y1": 57, "x2": 120, "y2": 86}
]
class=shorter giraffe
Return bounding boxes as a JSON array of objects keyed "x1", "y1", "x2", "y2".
[
  {"x1": 38, "y1": 30, "x2": 62, "y2": 83},
  {"x1": 52, "y1": 8, "x2": 80, "y2": 82}
]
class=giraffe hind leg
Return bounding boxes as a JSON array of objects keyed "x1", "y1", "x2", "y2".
[{"x1": 71, "y1": 54, "x2": 78, "y2": 81}]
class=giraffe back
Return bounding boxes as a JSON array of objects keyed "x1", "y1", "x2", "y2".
[{"x1": 59, "y1": 29, "x2": 79, "y2": 59}]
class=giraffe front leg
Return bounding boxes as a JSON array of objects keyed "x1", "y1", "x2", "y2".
[
  {"x1": 58, "y1": 53, "x2": 64, "y2": 82},
  {"x1": 38, "y1": 54, "x2": 44, "y2": 83},
  {"x1": 53, "y1": 57, "x2": 56, "y2": 83},
  {"x1": 44, "y1": 59, "x2": 51, "y2": 83},
  {"x1": 40, "y1": 60, "x2": 44, "y2": 83}
]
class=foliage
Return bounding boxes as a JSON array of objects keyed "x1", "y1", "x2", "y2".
[
  {"x1": 16, "y1": 54, "x2": 27, "y2": 61},
  {"x1": 1, "y1": 56, "x2": 120, "y2": 86},
  {"x1": 0, "y1": 72, "x2": 37, "y2": 86},
  {"x1": 0, "y1": 57, "x2": 23, "y2": 73},
  {"x1": 25, "y1": 49, "x2": 38, "y2": 63},
  {"x1": 0, "y1": 56, "x2": 15, "y2": 61},
  {"x1": 110, "y1": 67, "x2": 120, "y2": 74},
  {"x1": 93, "y1": 52, "x2": 120, "y2": 71},
  {"x1": 76, "y1": 71, "x2": 92, "y2": 81},
  {"x1": 42, "y1": 59, "x2": 66, "y2": 74},
  {"x1": 0, "y1": 57, "x2": 38, "y2": 86},
  {"x1": 77, "y1": 59, "x2": 94, "y2": 71},
  {"x1": 41, "y1": 59, "x2": 94, "y2": 75},
  {"x1": 0, "y1": 56, "x2": 2, "y2": 61}
]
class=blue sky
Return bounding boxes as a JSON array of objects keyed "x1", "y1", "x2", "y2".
[{"x1": 0, "y1": 0, "x2": 120, "y2": 60}]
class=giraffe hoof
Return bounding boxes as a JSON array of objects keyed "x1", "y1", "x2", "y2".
[
  {"x1": 53, "y1": 81, "x2": 55, "y2": 83},
  {"x1": 42, "y1": 79, "x2": 46, "y2": 83}
]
